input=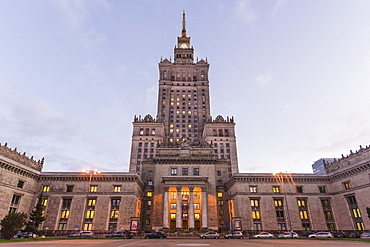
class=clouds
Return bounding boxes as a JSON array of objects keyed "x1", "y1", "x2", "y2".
[
  {"x1": 256, "y1": 73, "x2": 276, "y2": 86},
  {"x1": 234, "y1": 0, "x2": 257, "y2": 24}
]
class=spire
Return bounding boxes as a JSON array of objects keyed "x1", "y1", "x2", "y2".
[{"x1": 181, "y1": 10, "x2": 186, "y2": 37}]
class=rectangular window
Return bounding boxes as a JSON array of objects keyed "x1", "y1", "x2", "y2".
[
  {"x1": 321, "y1": 199, "x2": 330, "y2": 208},
  {"x1": 352, "y1": 208, "x2": 362, "y2": 218},
  {"x1": 145, "y1": 219, "x2": 150, "y2": 225},
  {"x1": 171, "y1": 168, "x2": 177, "y2": 175},
  {"x1": 218, "y1": 200, "x2": 224, "y2": 206},
  {"x1": 193, "y1": 168, "x2": 199, "y2": 175},
  {"x1": 297, "y1": 199, "x2": 306, "y2": 207},
  {"x1": 170, "y1": 213, "x2": 176, "y2": 219},
  {"x1": 9, "y1": 207, "x2": 17, "y2": 214},
  {"x1": 62, "y1": 199, "x2": 72, "y2": 208},
  {"x1": 219, "y1": 219, "x2": 225, "y2": 225},
  {"x1": 170, "y1": 203, "x2": 176, "y2": 209},
  {"x1": 250, "y1": 199, "x2": 259, "y2": 207},
  {"x1": 182, "y1": 168, "x2": 188, "y2": 175},
  {"x1": 252, "y1": 210, "x2": 261, "y2": 219},
  {"x1": 276, "y1": 210, "x2": 284, "y2": 219},
  {"x1": 17, "y1": 181, "x2": 24, "y2": 188},
  {"x1": 11, "y1": 195, "x2": 21, "y2": 204},
  {"x1": 147, "y1": 192, "x2": 153, "y2": 197},
  {"x1": 111, "y1": 199, "x2": 120, "y2": 207},
  {"x1": 42, "y1": 198, "x2": 48, "y2": 207},
  {"x1": 113, "y1": 186, "x2": 121, "y2": 192},
  {"x1": 148, "y1": 180, "x2": 153, "y2": 186},
  {"x1": 148, "y1": 170, "x2": 153, "y2": 176},
  {"x1": 273, "y1": 186, "x2": 280, "y2": 193},
  {"x1": 66, "y1": 185, "x2": 74, "y2": 192},
  {"x1": 87, "y1": 199, "x2": 96, "y2": 207},
  {"x1": 42, "y1": 186, "x2": 50, "y2": 192},
  {"x1": 83, "y1": 223, "x2": 93, "y2": 231},
  {"x1": 194, "y1": 203, "x2": 200, "y2": 209},
  {"x1": 110, "y1": 210, "x2": 119, "y2": 219},
  {"x1": 324, "y1": 211, "x2": 333, "y2": 220},
  {"x1": 254, "y1": 223, "x2": 262, "y2": 231},
  {"x1": 296, "y1": 186, "x2": 303, "y2": 193},
  {"x1": 194, "y1": 213, "x2": 200, "y2": 219},
  {"x1": 299, "y1": 210, "x2": 309, "y2": 219},
  {"x1": 217, "y1": 171, "x2": 221, "y2": 176},
  {"x1": 217, "y1": 192, "x2": 223, "y2": 198},
  {"x1": 85, "y1": 210, "x2": 95, "y2": 219},
  {"x1": 170, "y1": 192, "x2": 176, "y2": 199},
  {"x1": 250, "y1": 186, "x2": 257, "y2": 193},
  {"x1": 58, "y1": 223, "x2": 67, "y2": 230},
  {"x1": 90, "y1": 186, "x2": 98, "y2": 192},
  {"x1": 319, "y1": 186, "x2": 326, "y2": 193},
  {"x1": 274, "y1": 199, "x2": 283, "y2": 207},
  {"x1": 60, "y1": 210, "x2": 70, "y2": 219},
  {"x1": 356, "y1": 222, "x2": 365, "y2": 230},
  {"x1": 343, "y1": 182, "x2": 352, "y2": 190}
]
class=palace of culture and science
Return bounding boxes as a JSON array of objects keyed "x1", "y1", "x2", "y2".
[{"x1": 0, "y1": 12, "x2": 369, "y2": 235}]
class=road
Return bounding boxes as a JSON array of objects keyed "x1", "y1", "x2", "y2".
[{"x1": 1, "y1": 238, "x2": 369, "y2": 247}]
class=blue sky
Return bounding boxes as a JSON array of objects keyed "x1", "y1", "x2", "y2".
[{"x1": 1, "y1": 0, "x2": 370, "y2": 173}]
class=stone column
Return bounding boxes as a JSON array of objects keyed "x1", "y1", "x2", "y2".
[
  {"x1": 189, "y1": 187, "x2": 194, "y2": 229},
  {"x1": 163, "y1": 189, "x2": 169, "y2": 229},
  {"x1": 176, "y1": 188, "x2": 182, "y2": 229},
  {"x1": 202, "y1": 190, "x2": 207, "y2": 229}
]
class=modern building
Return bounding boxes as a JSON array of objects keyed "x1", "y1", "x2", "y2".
[
  {"x1": 312, "y1": 158, "x2": 334, "y2": 174},
  {"x1": 0, "y1": 12, "x2": 369, "y2": 235}
]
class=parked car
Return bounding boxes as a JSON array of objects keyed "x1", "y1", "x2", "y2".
[
  {"x1": 277, "y1": 232, "x2": 299, "y2": 238},
  {"x1": 308, "y1": 232, "x2": 334, "y2": 238},
  {"x1": 360, "y1": 232, "x2": 370, "y2": 239},
  {"x1": 224, "y1": 231, "x2": 243, "y2": 239},
  {"x1": 347, "y1": 232, "x2": 359, "y2": 238},
  {"x1": 14, "y1": 232, "x2": 34, "y2": 238},
  {"x1": 68, "y1": 231, "x2": 94, "y2": 238},
  {"x1": 106, "y1": 231, "x2": 133, "y2": 238},
  {"x1": 144, "y1": 232, "x2": 166, "y2": 239},
  {"x1": 335, "y1": 232, "x2": 346, "y2": 238},
  {"x1": 253, "y1": 232, "x2": 274, "y2": 238},
  {"x1": 200, "y1": 231, "x2": 220, "y2": 239}
]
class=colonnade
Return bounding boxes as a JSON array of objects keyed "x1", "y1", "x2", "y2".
[{"x1": 163, "y1": 186, "x2": 207, "y2": 230}]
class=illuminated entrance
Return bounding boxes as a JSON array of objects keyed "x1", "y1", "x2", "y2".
[{"x1": 165, "y1": 186, "x2": 204, "y2": 230}]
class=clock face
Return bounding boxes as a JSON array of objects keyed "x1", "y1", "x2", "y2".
[{"x1": 180, "y1": 43, "x2": 188, "y2": 49}]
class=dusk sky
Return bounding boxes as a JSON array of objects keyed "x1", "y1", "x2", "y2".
[{"x1": 1, "y1": 0, "x2": 370, "y2": 174}]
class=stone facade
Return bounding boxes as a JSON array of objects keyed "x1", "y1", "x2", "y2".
[{"x1": 0, "y1": 12, "x2": 369, "y2": 234}]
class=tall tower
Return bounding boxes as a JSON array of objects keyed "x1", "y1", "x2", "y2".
[
  {"x1": 157, "y1": 10, "x2": 211, "y2": 144},
  {"x1": 129, "y1": 11, "x2": 238, "y2": 175}
]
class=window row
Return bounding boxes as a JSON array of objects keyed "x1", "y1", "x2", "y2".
[{"x1": 248, "y1": 185, "x2": 328, "y2": 194}]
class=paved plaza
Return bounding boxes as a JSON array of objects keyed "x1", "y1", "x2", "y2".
[{"x1": 1, "y1": 238, "x2": 369, "y2": 247}]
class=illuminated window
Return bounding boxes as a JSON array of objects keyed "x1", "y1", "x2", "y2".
[
  {"x1": 250, "y1": 199, "x2": 259, "y2": 207},
  {"x1": 60, "y1": 210, "x2": 70, "y2": 219},
  {"x1": 170, "y1": 192, "x2": 176, "y2": 199},
  {"x1": 352, "y1": 208, "x2": 362, "y2": 218},
  {"x1": 194, "y1": 203, "x2": 200, "y2": 209},
  {"x1": 356, "y1": 222, "x2": 365, "y2": 230},
  {"x1": 42, "y1": 186, "x2": 50, "y2": 192},
  {"x1": 274, "y1": 199, "x2": 283, "y2": 207},
  {"x1": 90, "y1": 186, "x2": 98, "y2": 192},
  {"x1": 110, "y1": 210, "x2": 119, "y2": 219},
  {"x1": 299, "y1": 210, "x2": 308, "y2": 219},
  {"x1": 113, "y1": 186, "x2": 121, "y2": 192},
  {"x1": 219, "y1": 210, "x2": 224, "y2": 216},
  {"x1": 249, "y1": 186, "x2": 257, "y2": 193},
  {"x1": 85, "y1": 210, "x2": 95, "y2": 219},
  {"x1": 42, "y1": 198, "x2": 48, "y2": 206},
  {"x1": 194, "y1": 213, "x2": 200, "y2": 219},
  {"x1": 41, "y1": 210, "x2": 45, "y2": 217},
  {"x1": 83, "y1": 223, "x2": 93, "y2": 230},
  {"x1": 218, "y1": 200, "x2": 224, "y2": 206},
  {"x1": 88, "y1": 199, "x2": 96, "y2": 206},
  {"x1": 145, "y1": 219, "x2": 150, "y2": 225},
  {"x1": 193, "y1": 192, "x2": 200, "y2": 199},
  {"x1": 217, "y1": 192, "x2": 223, "y2": 198},
  {"x1": 170, "y1": 203, "x2": 176, "y2": 209},
  {"x1": 147, "y1": 192, "x2": 153, "y2": 197},
  {"x1": 297, "y1": 199, "x2": 306, "y2": 207},
  {"x1": 343, "y1": 182, "x2": 352, "y2": 190},
  {"x1": 170, "y1": 213, "x2": 176, "y2": 219},
  {"x1": 273, "y1": 186, "x2": 280, "y2": 193},
  {"x1": 252, "y1": 210, "x2": 261, "y2": 219},
  {"x1": 324, "y1": 211, "x2": 332, "y2": 220}
]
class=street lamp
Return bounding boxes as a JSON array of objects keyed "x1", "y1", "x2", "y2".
[{"x1": 273, "y1": 172, "x2": 293, "y2": 238}]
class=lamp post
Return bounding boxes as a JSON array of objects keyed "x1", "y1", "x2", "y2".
[
  {"x1": 81, "y1": 168, "x2": 101, "y2": 231},
  {"x1": 273, "y1": 172, "x2": 293, "y2": 238}
]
